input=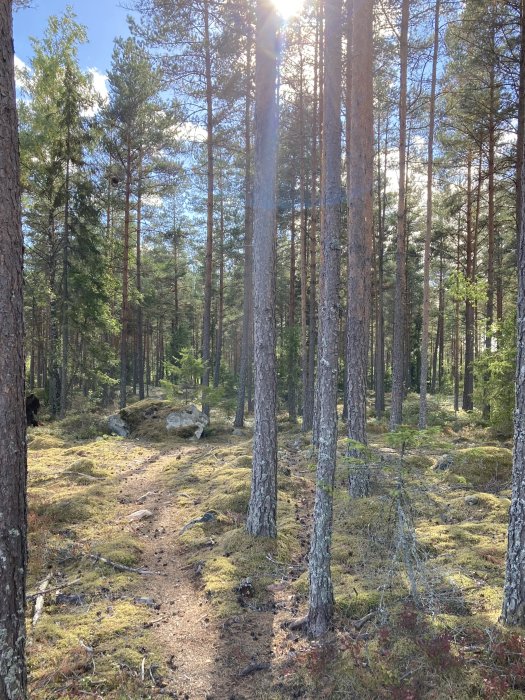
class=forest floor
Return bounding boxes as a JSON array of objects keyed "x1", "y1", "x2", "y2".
[{"x1": 25, "y1": 395, "x2": 525, "y2": 699}]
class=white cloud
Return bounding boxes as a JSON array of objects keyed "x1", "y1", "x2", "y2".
[
  {"x1": 87, "y1": 67, "x2": 108, "y2": 103},
  {"x1": 174, "y1": 121, "x2": 208, "y2": 143},
  {"x1": 14, "y1": 55, "x2": 28, "y2": 72}
]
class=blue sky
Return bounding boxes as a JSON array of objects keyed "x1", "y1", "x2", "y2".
[{"x1": 13, "y1": 0, "x2": 130, "y2": 74}]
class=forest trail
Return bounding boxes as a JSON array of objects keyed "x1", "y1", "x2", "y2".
[{"x1": 115, "y1": 438, "x2": 314, "y2": 700}]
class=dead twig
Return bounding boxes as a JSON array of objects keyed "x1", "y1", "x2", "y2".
[
  {"x1": 238, "y1": 662, "x2": 270, "y2": 677},
  {"x1": 88, "y1": 554, "x2": 165, "y2": 576},
  {"x1": 27, "y1": 577, "x2": 81, "y2": 602}
]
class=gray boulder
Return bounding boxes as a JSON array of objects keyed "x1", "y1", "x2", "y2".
[
  {"x1": 166, "y1": 404, "x2": 209, "y2": 439},
  {"x1": 108, "y1": 414, "x2": 130, "y2": 437}
]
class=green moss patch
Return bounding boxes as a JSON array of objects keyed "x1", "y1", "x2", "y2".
[{"x1": 444, "y1": 447, "x2": 512, "y2": 489}]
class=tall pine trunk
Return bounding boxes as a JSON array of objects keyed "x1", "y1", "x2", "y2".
[
  {"x1": 502, "y1": 0, "x2": 525, "y2": 626},
  {"x1": 234, "y1": 24, "x2": 253, "y2": 428},
  {"x1": 119, "y1": 140, "x2": 132, "y2": 409},
  {"x1": 0, "y1": 3, "x2": 28, "y2": 692},
  {"x1": 308, "y1": 0, "x2": 342, "y2": 637},
  {"x1": 246, "y1": 0, "x2": 279, "y2": 538},
  {"x1": 390, "y1": 0, "x2": 409, "y2": 430},
  {"x1": 418, "y1": 0, "x2": 440, "y2": 428},
  {"x1": 201, "y1": 0, "x2": 214, "y2": 416},
  {"x1": 346, "y1": 0, "x2": 374, "y2": 497}
]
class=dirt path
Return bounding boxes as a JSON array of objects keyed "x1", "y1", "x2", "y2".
[{"x1": 116, "y1": 441, "x2": 313, "y2": 700}]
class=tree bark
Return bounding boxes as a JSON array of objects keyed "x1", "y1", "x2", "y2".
[
  {"x1": 346, "y1": 0, "x2": 374, "y2": 496},
  {"x1": 390, "y1": 0, "x2": 409, "y2": 430},
  {"x1": 213, "y1": 189, "x2": 225, "y2": 387},
  {"x1": 463, "y1": 151, "x2": 474, "y2": 412},
  {"x1": 119, "y1": 140, "x2": 132, "y2": 409},
  {"x1": 246, "y1": 0, "x2": 279, "y2": 539},
  {"x1": 288, "y1": 195, "x2": 297, "y2": 422},
  {"x1": 308, "y1": 0, "x2": 342, "y2": 638},
  {"x1": 502, "y1": 0, "x2": 525, "y2": 626},
  {"x1": 418, "y1": 0, "x2": 440, "y2": 428},
  {"x1": 201, "y1": 0, "x2": 214, "y2": 417},
  {"x1": 136, "y1": 148, "x2": 145, "y2": 400},
  {"x1": 234, "y1": 22, "x2": 253, "y2": 429},
  {"x1": 0, "y1": 3, "x2": 28, "y2": 694}
]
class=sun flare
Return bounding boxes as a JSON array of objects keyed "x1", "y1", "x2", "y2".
[{"x1": 271, "y1": 0, "x2": 304, "y2": 20}]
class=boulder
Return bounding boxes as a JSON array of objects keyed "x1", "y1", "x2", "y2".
[
  {"x1": 108, "y1": 414, "x2": 130, "y2": 437},
  {"x1": 166, "y1": 404, "x2": 209, "y2": 439}
]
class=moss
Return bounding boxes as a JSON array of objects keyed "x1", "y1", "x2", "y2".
[
  {"x1": 93, "y1": 534, "x2": 142, "y2": 567},
  {"x1": 36, "y1": 495, "x2": 93, "y2": 525},
  {"x1": 28, "y1": 434, "x2": 67, "y2": 451},
  {"x1": 404, "y1": 454, "x2": 434, "y2": 470},
  {"x1": 448, "y1": 447, "x2": 512, "y2": 488},
  {"x1": 335, "y1": 587, "x2": 381, "y2": 619}
]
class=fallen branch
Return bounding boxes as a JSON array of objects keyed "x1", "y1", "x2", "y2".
[
  {"x1": 353, "y1": 611, "x2": 376, "y2": 631},
  {"x1": 88, "y1": 554, "x2": 164, "y2": 576},
  {"x1": 179, "y1": 511, "x2": 217, "y2": 536},
  {"x1": 32, "y1": 573, "x2": 52, "y2": 627},
  {"x1": 238, "y1": 662, "x2": 270, "y2": 677},
  {"x1": 27, "y1": 577, "x2": 81, "y2": 602}
]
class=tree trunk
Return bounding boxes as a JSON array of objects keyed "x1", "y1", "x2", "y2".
[
  {"x1": 60, "y1": 115, "x2": 71, "y2": 418},
  {"x1": 288, "y1": 195, "x2": 297, "y2": 422},
  {"x1": 214, "y1": 189, "x2": 225, "y2": 387},
  {"x1": 0, "y1": 4, "x2": 28, "y2": 693},
  {"x1": 463, "y1": 152, "x2": 474, "y2": 412},
  {"x1": 390, "y1": 0, "x2": 409, "y2": 430},
  {"x1": 119, "y1": 141, "x2": 132, "y2": 409},
  {"x1": 234, "y1": 22, "x2": 253, "y2": 428},
  {"x1": 418, "y1": 0, "x2": 440, "y2": 428},
  {"x1": 308, "y1": 0, "x2": 342, "y2": 638},
  {"x1": 246, "y1": 0, "x2": 279, "y2": 539},
  {"x1": 502, "y1": 0, "x2": 525, "y2": 626},
  {"x1": 201, "y1": 0, "x2": 214, "y2": 416},
  {"x1": 346, "y1": 0, "x2": 373, "y2": 496},
  {"x1": 375, "y1": 114, "x2": 388, "y2": 417},
  {"x1": 136, "y1": 148, "x2": 145, "y2": 400}
]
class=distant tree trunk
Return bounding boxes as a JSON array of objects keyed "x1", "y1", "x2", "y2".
[
  {"x1": 119, "y1": 140, "x2": 132, "y2": 409},
  {"x1": 483, "y1": 44, "x2": 496, "y2": 420},
  {"x1": 201, "y1": 0, "x2": 214, "y2": 417},
  {"x1": 418, "y1": 0, "x2": 440, "y2": 428},
  {"x1": 298, "y1": 34, "x2": 310, "y2": 431},
  {"x1": 60, "y1": 116, "x2": 71, "y2": 418},
  {"x1": 346, "y1": 0, "x2": 374, "y2": 497},
  {"x1": 0, "y1": 4, "x2": 28, "y2": 694},
  {"x1": 246, "y1": 0, "x2": 279, "y2": 539},
  {"x1": 307, "y1": 11, "x2": 320, "y2": 432},
  {"x1": 234, "y1": 24, "x2": 253, "y2": 429},
  {"x1": 501, "y1": 0, "x2": 525, "y2": 626},
  {"x1": 136, "y1": 148, "x2": 145, "y2": 400},
  {"x1": 390, "y1": 0, "x2": 409, "y2": 430},
  {"x1": 454, "y1": 219, "x2": 461, "y2": 413},
  {"x1": 214, "y1": 190, "x2": 225, "y2": 387},
  {"x1": 288, "y1": 197, "x2": 297, "y2": 422},
  {"x1": 463, "y1": 152, "x2": 474, "y2": 412},
  {"x1": 308, "y1": 0, "x2": 342, "y2": 638},
  {"x1": 375, "y1": 114, "x2": 388, "y2": 417}
]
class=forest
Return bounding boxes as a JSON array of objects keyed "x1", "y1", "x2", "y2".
[{"x1": 2, "y1": 0, "x2": 525, "y2": 697}]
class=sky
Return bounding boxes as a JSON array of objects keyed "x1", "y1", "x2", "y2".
[{"x1": 13, "y1": 0, "x2": 130, "y2": 75}]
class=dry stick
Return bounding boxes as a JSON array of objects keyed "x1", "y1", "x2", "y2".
[
  {"x1": 88, "y1": 553, "x2": 165, "y2": 576},
  {"x1": 27, "y1": 577, "x2": 81, "y2": 601},
  {"x1": 32, "y1": 573, "x2": 52, "y2": 627}
]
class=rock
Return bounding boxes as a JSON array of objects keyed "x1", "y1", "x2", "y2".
[
  {"x1": 127, "y1": 509, "x2": 153, "y2": 522},
  {"x1": 136, "y1": 491, "x2": 157, "y2": 504},
  {"x1": 464, "y1": 495, "x2": 480, "y2": 506},
  {"x1": 166, "y1": 404, "x2": 209, "y2": 439},
  {"x1": 236, "y1": 577, "x2": 254, "y2": 597},
  {"x1": 435, "y1": 454, "x2": 454, "y2": 471},
  {"x1": 108, "y1": 414, "x2": 130, "y2": 437},
  {"x1": 133, "y1": 596, "x2": 158, "y2": 608},
  {"x1": 232, "y1": 427, "x2": 244, "y2": 437}
]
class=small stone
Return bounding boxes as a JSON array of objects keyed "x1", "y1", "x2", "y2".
[
  {"x1": 127, "y1": 509, "x2": 153, "y2": 522},
  {"x1": 464, "y1": 495, "x2": 480, "y2": 506}
]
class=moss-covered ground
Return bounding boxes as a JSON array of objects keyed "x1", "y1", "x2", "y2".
[{"x1": 26, "y1": 395, "x2": 525, "y2": 699}]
